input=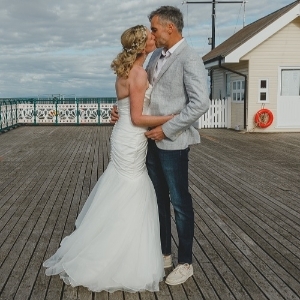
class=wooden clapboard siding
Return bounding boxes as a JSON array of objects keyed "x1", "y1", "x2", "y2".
[
  {"x1": 242, "y1": 17, "x2": 300, "y2": 132},
  {"x1": 0, "y1": 126, "x2": 299, "y2": 300}
]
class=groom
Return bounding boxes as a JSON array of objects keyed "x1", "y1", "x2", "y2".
[
  {"x1": 145, "y1": 6, "x2": 209, "y2": 286},
  {"x1": 112, "y1": 6, "x2": 209, "y2": 285}
]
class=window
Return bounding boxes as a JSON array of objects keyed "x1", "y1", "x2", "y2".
[
  {"x1": 258, "y1": 79, "x2": 269, "y2": 103},
  {"x1": 281, "y1": 69, "x2": 300, "y2": 96},
  {"x1": 232, "y1": 80, "x2": 245, "y2": 102}
]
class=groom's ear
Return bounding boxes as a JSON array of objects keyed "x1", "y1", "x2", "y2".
[{"x1": 167, "y1": 23, "x2": 175, "y2": 34}]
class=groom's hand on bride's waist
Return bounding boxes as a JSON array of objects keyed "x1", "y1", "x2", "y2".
[{"x1": 145, "y1": 126, "x2": 166, "y2": 141}]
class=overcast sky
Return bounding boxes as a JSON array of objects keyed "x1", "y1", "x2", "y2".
[{"x1": 0, "y1": 0, "x2": 294, "y2": 98}]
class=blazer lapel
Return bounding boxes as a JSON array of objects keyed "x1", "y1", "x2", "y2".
[
  {"x1": 154, "y1": 40, "x2": 188, "y2": 84},
  {"x1": 147, "y1": 50, "x2": 161, "y2": 84}
]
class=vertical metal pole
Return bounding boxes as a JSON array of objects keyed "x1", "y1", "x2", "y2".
[
  {"x1": 212, "y1": 0, "x2": 216, "y2": 50},
  {"x1": 185, "y1": 1, "x2": 247, "y2": 103},
  {"x1": 243, "y1": 0, "x2": 246, "y2": 27},
  {"x1": 210, "y1": 0, "x2": 216, "y2": 99}
]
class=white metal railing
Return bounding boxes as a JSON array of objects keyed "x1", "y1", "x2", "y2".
[
  {"x1": 0, "y1": 100, "x2": 18, "y2": 132},
  {"x1": 0, "y1": 98, "x2": 116, "y2": 132},
  {"x1": 1, "y1": 98, "x2": 230, "y2": 133},
  {"x1": 17, "y1": 103, "x2": 113, "y2": 125}
]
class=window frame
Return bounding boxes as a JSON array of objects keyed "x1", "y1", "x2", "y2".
[
  {"x1": 280, "y1": 68, "x2": 300, "y2": 96},
  {"x1": 258, "y1": 79, "x2": 269, "y2": 103},
  {"x1": 232, "y1": 79, "x2": 245, "y2": 102}
]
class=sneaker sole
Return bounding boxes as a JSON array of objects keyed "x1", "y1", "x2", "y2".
[
  {"x1": 165, "y1": 272, "x2": 193, "y2": 285},
  {"x1": 164, "y1": 263, "x2": 173, "y2": 268}
]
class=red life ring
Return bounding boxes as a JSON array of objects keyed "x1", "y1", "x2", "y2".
[{"x1": 255, "y1": 109, "x2": 273, "y2": 128}]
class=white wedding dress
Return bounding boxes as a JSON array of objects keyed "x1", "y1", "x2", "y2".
[{"x1": 43, "y1": 85, "x2": 165, "y2": 293}]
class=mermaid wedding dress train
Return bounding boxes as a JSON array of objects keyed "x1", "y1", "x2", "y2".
[{"x1": 43, "y1": 85, "x2": 164, "y2": 292}]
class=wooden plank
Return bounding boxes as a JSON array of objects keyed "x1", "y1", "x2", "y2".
[
  {"x1": 1, "y1": 127, "x2": 300, "y2": 300},
  {"x1": 191, "y1": 137, "x2": 300, "y2": 251},
  {"x1": 45, "y1": 127, "x2": 95, "y2": 300},
  {"x1": 188, "y1": 171, "x2": 298, "y2": 299},
  {"x1": 169, "y1": 217, "x2": 206, "y2": 300},
  {"x1": 107, "y1": 291, "x2": 124, "y2": 300},
  {"x1": 90, "y1": 127, "x2": 101, "y2": 188},
  {"x1": 189, "y1": 175, "x2": 300, "y2": 298},
  {"x1": 190, "y1": 184, "x2": 267, "y2": 300},
  {"x1": 139, "y1": 291, "x2": 156, "y2": 300},
  {"x1": 30, "y1": 131, "x2": 87, "y2": 300},
  {"x1": 188, "y1": 131, "x2": 300, "y2": 299},
  {"x1": 94, "y1": 291, "x2": 109, "y2": 300},
  {"x1": 60, "y1": 127, "x2": 95, "y2": 300},
  {"x1": 1, "y1": 127, "x2": 84, "y2": 299},
  {"x1": 0, "y1": 155, "x2": 74, "y2": 298},
  {"x1": 191, "y1": 157, "x2": 300, "y2": 257},
  {"x1": 77, "y1": 286, "x2": 93, "y2": 300}
]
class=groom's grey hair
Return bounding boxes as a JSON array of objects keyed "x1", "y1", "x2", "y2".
[{"x1": 148, "y1": 6, "x2": 184, "y2": 34}]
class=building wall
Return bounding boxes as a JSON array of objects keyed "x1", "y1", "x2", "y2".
[
  {"x1": 242, "y1": 17, "x2": 300, "y2": 132},
  {"x1": 212, "y1": 62, "x2": 248, "y2": 129},
  {"x1": 211, "y1": 69, "x2": 226, "y2": 100}
]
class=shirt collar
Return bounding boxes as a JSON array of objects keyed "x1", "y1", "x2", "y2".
[{"x1": 162, "y1": 38, "x2": 185, "y2": 57}]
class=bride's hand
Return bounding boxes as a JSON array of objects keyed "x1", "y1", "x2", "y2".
[
  {"x1": 110, "y1": 105, "x2": 119, "y2": 124},
  {"x1": 145, "y1": 126, "x2": 165, "y2": 141}
]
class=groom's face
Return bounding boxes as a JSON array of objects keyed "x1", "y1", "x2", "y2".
[{"x1": 150, "y1": 15, "x2": 169, "y2": 49}]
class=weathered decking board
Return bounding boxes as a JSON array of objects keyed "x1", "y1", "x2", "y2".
[{"x1": 0, "y1": 126, "x2": 299, "y2": 300}]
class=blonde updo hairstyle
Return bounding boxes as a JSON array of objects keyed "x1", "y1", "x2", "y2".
[{"x1": 111, "y1": 25, "x2": 147, "y2": 78}]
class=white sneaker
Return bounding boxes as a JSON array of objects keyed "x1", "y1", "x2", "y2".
[
  {"x1": 163, "y1": 255, "x2": 172, "y2": 268},
  {"x1": 165, "y1": 263, "x2": 193, "y2": 285}
]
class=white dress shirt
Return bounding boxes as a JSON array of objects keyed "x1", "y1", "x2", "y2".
[{"x1": 152, "y1": 38, "x2": 185, "y2": 84}]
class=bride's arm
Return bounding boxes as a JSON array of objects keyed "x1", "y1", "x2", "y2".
[{"x1": 129, "y1": 69, "x2": 173, "y2": 127}]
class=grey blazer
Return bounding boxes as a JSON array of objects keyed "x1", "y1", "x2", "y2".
[{"x1": 146, "y1": 40, "x2": 209, "y2": 150}]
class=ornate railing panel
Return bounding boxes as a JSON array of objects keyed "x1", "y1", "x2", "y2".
[
  {"x1": 0, "y1": 101, "x2": 18, "y2": 131},
  {"x1": 79, "y1": 103, "x2": 98, "y2": 124},
  {"x1": 18, "y1": 103, "x2": 35, "y2": 123},
  {"x1": 99, "y1": 103, "x2": 113, "y2": 124}
]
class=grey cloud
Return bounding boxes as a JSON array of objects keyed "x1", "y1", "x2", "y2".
[{"x1": 0, "y1": 0, "x2": 292, "y2": 97}]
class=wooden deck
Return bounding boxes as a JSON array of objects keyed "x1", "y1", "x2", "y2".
[{"x1": 0, "y1": 126, "x2": 299, "y2": 300}]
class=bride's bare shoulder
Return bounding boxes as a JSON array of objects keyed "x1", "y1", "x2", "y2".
[
  {"x1": 129, "y1": 65, "x2": 147, "y2": 84},
  {"x1": 115, "y1": 76, "x2": 129, "y2": 100}
]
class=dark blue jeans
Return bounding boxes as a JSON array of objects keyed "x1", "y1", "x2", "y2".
[{"x1": 146, "y1": 139, "x2": 194, "y2": 264}]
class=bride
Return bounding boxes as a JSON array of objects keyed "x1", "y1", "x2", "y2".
[{"x1": 43, "y1": 25, "x2": 174, "y2": 293}]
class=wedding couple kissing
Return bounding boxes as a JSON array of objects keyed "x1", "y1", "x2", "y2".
[{"x1": 43, "y1": 5, "x2": 209, "y2": 293}]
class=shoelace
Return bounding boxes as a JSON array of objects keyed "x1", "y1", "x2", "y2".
[{"x1": 173, "y1": 263, "x2": 189, "y2": 274}]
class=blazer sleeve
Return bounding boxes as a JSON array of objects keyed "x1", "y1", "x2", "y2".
[{"x1": 161, "y1": 53, "x2": 210, "y2": 141}]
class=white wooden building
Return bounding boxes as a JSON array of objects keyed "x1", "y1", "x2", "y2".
[{"x1": 202, "y1": 0, "x2": 300, "y2": 132}]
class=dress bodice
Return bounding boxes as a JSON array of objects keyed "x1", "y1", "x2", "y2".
[
  {"x1": 117, "y1": 84, "x2": 152, "y2": 119},
  {"x1": 110, "y1": 85, "x2": 152, "y2": 178}
]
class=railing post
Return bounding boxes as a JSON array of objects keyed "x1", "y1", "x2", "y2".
[
  {"x1": 5, "y1": 101, "x2": 8, "y2": 129},
  {"x1": 8, "y1": 100, "x2": 13, "y2": 126},
  {"x1": 98, "y1": 99, "x2": 101, "y2": 125},
  {"x1": 33, "y1": 99, "x2": 37, "y2": 125},
  {"x1": 76, "y1": 98, "x2": 79, "y2": 125},
  {"x1": 15, "y1": 100, "x2": 18, "y2": 125},
  {"x1": 55, "y1": 99, "x2": 58, "y2": 125},
  {"x1": 0, "y1": 102, "x2": 2, "y2": 131}
]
